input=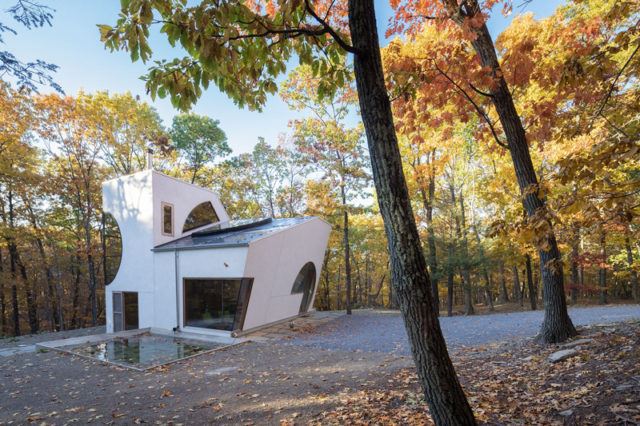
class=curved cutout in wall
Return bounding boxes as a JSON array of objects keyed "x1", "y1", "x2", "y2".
[
  {"x1": 102, "y1": 213, "x2": 122, "y2": 285},
  {"x1": 183, "y1": 201, "x2": 220, "y2": 233},
  {"x1": 291, "y1": 262, "x2": 317, "y2": 314}
]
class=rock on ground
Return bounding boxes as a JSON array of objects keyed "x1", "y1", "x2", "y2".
[{"x1": 548, "y1": 348, "x2": 579, "y2": 363}]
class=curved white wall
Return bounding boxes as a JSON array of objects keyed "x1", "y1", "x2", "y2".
[{"x1": 102, "y1": 170, "x2": 230, "y2": 333}]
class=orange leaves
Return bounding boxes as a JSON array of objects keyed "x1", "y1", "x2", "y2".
[{"x1": 383, "y1": 23, "x2": 496, "y2": 141}]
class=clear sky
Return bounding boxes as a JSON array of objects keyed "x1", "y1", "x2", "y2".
[{"x1": 8, "y1": 1, "x2": 564, "y2": 154}]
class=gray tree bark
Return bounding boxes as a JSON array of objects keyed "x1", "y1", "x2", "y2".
[
  {"x1": 624, "y1": 226, "x2": 638, "y2": 302},
  {"x1": 442, "y1": 0, "x2": 576, "y2": 342},
  {"x1": 526, "y1": 254, "x2": 537, "y2": 310},
  {"x1": 348, "y1": 1, "x2": 476, "y2": 423}
]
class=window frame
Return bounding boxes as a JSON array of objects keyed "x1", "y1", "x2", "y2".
[
  {"x1": 161, "y1": 202, "x2": 174, "y2": 237},
  {"x1": 112, "y1": 291, "x2": 139, "y2": 332},
  {"x1": 182, "y1": 201, "x2": 220, "y2": 233},
  {"x1": 182, "y1": 277, "x2": 253, "y2": 332}
]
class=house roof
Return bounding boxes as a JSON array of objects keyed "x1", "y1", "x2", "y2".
[{"x1": 152, "y1": 217, "x2": 315, "y2": 252}]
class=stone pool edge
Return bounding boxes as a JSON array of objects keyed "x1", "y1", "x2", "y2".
[{"x1": 35, "y1": 328, "x2": 250, "y2": 372}]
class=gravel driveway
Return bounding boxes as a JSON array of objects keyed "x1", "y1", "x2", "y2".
[{"x1": 285, "y1": 305, "x2": 640, "y2": 355}]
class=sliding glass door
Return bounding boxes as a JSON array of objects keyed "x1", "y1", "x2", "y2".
[{"x1": 183, "y1": 278, "x2": 252, "y2": 332}]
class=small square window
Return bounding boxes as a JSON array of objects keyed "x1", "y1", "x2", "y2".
[{"x1": 162, "y1": 202, "x2": 174, "y2": 236}]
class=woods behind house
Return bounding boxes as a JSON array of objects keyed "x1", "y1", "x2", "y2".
[{"x1": 1, "y1": 0, "x2": 639, "y2": 337}]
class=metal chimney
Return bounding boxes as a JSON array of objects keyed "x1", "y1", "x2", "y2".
[{"x1": 146, "y1": 147, "x2": 154, "y2": 170}]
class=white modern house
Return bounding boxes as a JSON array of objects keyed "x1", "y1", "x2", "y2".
[{"x1": 101, "y1": 167, "x2": 331, "y2": 337}]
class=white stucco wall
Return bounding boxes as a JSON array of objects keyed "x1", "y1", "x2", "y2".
[
  {"x1": 242, "y1": 218, "x2": 331, "y2": 330},
  {"x1": 103, "y1": 170, "x2": 230, "y2": 332},
  {"x1": 152, "y1": 250, "x2": 178, "y2": 330},
  {"x1": 102, "y1": 171, "x2": 155, "y2": 332},
  {"x1": 151, "y1": 172, "x2": 229, "y2": 247}
]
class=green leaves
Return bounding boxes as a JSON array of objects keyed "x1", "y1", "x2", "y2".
[
  {"x1": 99, "y1": 0, "x2": 351, "y2": 111},
  {"x1": 169, "y1": 112, "x2": 230, "y2": 184}
]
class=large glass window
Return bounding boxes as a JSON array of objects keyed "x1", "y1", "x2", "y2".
[
  {"x1": 183, "y1": 201, "x2": 220, "y2": 233},
  {"x1": 183, "y1": 279, "x2": 252, "y2": 331},
  {"x1": 102, "y1": 213, "x2": 122, "y2": 285},
  {"x1": 291, "y1": 262, "x2": 317, "y2": 314}
]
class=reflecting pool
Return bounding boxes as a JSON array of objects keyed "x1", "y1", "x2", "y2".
[{"x1": 68, "y1": 334, "x2": 222, "y2": 369}]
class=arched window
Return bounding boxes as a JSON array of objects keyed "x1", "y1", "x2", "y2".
[
  {"x1": 291, "y1": 262, "x2": 317, "y2": 314},
  {"x1": 183, "y1": 201, "x2": 220, "y2": 233},
  {"x1": 102, "y1": 213, "x2": 122, "y2": 285}
]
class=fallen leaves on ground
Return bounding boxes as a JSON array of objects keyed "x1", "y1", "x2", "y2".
[{"x1": 309, "y1": 321, "x2": 640, "y2": 425}]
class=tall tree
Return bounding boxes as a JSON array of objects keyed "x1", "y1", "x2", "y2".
[
  {"x1": 281, "y1": 64, "x2": 369, "y2": 315},
  {"x1": 101, "y1": 1, "x2": 477, "y2": 422},
  {"x1": 34, "y1": 93, "x2": 107, "y2": 327},
  {"x1": 170, "y1": 113, "x2": 230, "y2": 184},
  {"x1": 89, "y1": 92, "x2": 167, "y2": 175},
  {"x1": 390, "y1": 0, "x2": 577, "y2": 342},
  {"x1": 250, "y1": 137, "x2": 285, "y2": 218}
]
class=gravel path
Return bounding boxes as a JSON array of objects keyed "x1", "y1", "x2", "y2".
[{"x1": 285, "y1": 305, "x2": 640, "y2": 355}]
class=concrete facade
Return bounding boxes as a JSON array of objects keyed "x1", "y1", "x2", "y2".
[{"x1": 102, "y1": 170, "x2": 330, "y2": 336}]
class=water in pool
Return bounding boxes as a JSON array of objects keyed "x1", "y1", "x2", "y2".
[{"x1": 69, "y1": 334, "x2": 221, "y2": 369}]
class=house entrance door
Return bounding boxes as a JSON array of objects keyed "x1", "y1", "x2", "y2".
[{"x1": 113, "y1": 291, "x2": 139, "y2": 332}]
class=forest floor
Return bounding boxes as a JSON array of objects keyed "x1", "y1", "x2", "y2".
[{"x1": 0, "y1": 307, "x2": 639, "y2": 425}]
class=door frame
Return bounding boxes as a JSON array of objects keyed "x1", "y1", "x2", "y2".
[{"x1": 112, "y1": 291, "x2": 139, "y2": 332}]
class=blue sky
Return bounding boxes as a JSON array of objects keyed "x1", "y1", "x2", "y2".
[{"x1": 9, "y1": 0, "x2": 563, "y2": 154}]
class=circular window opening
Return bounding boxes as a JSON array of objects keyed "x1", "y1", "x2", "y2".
[
  {"x1": 102, "y1": 213, "x2": 122, "y2": 285},
  {"x1": 291, "y1": 262, "x2": 316, "y2": 314}
]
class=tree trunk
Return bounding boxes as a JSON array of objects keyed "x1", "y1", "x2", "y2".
[
  {"x1": 336, "y1": 264, "x2": 341, "y2": 310},
  {"x1": 10, "y1": 253, "x2": 19, "y2": 336},
  {"x1": 322, "y1": 256, "x2": 331, "y2": 310},
  {"x1": 6, "y1": 189, "x2": 21, "y2": 336},
  {"x1": 427, "y1": 162, "x2": 439, "y2": 313},
  {"x1": 446, "y1": 1, "x2": 576, "y2": 342},
  {"x1": 570, "y1": 230, "x2": 580, "y2": 305},
  {"x1": 83, "y1": 212, "x2": 98, "y2": 326},
  {"x1": 54, "y1": 255, "x2": 65, "y2": 330},
  {"x1": 18, "y1": 259, "x2": 38, "y2": 334},
  {"x1": 599, "y1": 228, "x2": 607, "y2": 305},
  {"x1": 418, "y1": 153, "x2": 440, "y2": 314},
  {"x1": 0, "y1": 247, "x2": 5, "y2": 335},
  {"x1": 70, "y1": 254, "x2": 81, "y2": 329},
  {"x1": 472, "y1": 225, "x2": 493, "y2": 311},
  {"x1": 29, "y1": 207, "x2": 61, "y2": 331},
  {"x1": 525, "y1": 254, "x2": 537, "y2": 310},
  {"x1": 499, "y1": 262, "x2": 508, "y2": 303},
  {"x1": 512, "y1": 264, "x2": 521, "y2": 306},
  {"x1": 370, "y1": 267, "x2": 387, "y2": 306},
  {"x1": 624, "y1": 227, "x2": 638, "y2": 302},
  {"x1": 486, "y1": 274, "x2": 494, "y2": 310},
  {"x1": 449, "y1": 184, "x2": 474, "y2": 315},
  {"x1": 447, "y1": 241, "x2": 454, "y2": 317},
  {"x1": 348, "y1": 1, "x2": 476, "y2": 423},
  {"x1": 341, "y1": 184, "x2": 352, "y2": 315}
]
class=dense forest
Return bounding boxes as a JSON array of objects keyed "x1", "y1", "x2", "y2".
[{"x1": 0, "y1": 0, "x2": 638, "y2": 342}]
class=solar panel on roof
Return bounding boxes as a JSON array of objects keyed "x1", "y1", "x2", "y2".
[
  {"x1": 153, "y1": 217, "x2": 312, "y2": 251},
  {"x1": 191, "y1": 217, "x2": 273, "y2": 237}
]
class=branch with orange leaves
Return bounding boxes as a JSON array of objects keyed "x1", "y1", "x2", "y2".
[{"x1": 432, "y1": 62, "x2": 508, "y2": 149}]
